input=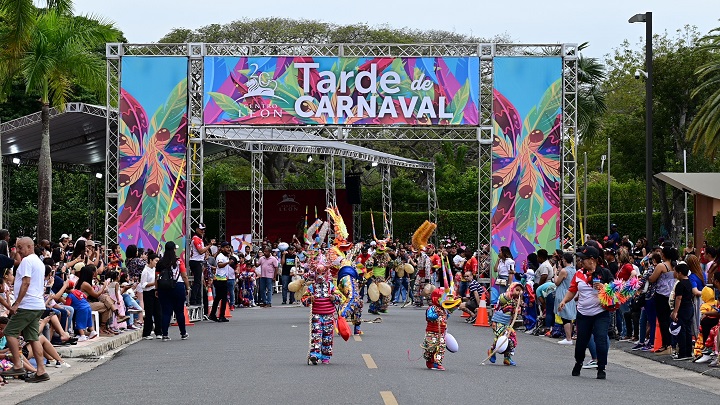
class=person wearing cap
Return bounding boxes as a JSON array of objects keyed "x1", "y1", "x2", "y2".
[
  {"x1": 209, "y1": 242, "x2": 231, "y2": 322},
  {"x1": 608, "y1": 224, "x2": 620, "y2": 249},
  {"x1": 157, "y1": 241, "x2": 190, "y2": 341},
  {"x1": 557, "y1": 245, "x2": 612, "y2": 379},
  {"x1": 189, "y1": 223, "x2": 210, "y2": 306}
]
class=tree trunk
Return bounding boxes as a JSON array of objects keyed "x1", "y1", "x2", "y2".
[{"x1": 37, "y1": 102, "x2": 52, "y2": 241}]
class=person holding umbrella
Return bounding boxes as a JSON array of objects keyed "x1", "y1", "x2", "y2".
[{"x1": 558, "y1": 245, "x2": 612, "y2": 379}]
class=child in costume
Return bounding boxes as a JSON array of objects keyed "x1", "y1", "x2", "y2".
[
  {"x1": 420, "y1": 287, "x2": 460, "y2": 370},
  {"x1": 338, "y1": 265, "x2": 364, "y2": 335},
  {"x1": 487, "y1": 282, "x2": 524, "y2": 366},
  {"x1": 301, "y1": 264, "x2": 342, "y2": 365},
  {"x1": 239, "y1": 265, "x2": 257, "y2": 307}
]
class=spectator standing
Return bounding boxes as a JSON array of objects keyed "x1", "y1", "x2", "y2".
[
  {"x1": 140, "y1": 251, "x2": 161, "y2": 340},
  {"x1": 686, "y1": 255, "x2": 706, "y2": 337},
  {"x1": 648, "y1": 246, "x2": 679, "y2": 355},
  {"x1": 494, "y1": 246, "x2": 515, "y2": 295},
  {"x1": 700, "y1": 241, "x2": 709, "y2": 272},
  {"x1": 558, "y1": 245, "x2": 611, "y2": 379},
  {"x1": 189, "y1": 223, "x2": 210, "y2": 306},
  {"x1": 157, "y1": 242, "x2": 190, "y2": 341},
  {"x1": 258, "y1": 248, "x2": 278, "y2": 307},
  {"x1": 608, "y1": 224, "x2": 620, "y2": 249},
  {"x1": 0, "y1": 237, "x2": 49, "y2": 383},
  {"x1": 555, "y1": 252, "x2": 577, "y2": 345},
  {"x1": 209, "y1": 242, "x2": 231, "y2": 322},
  {"x1": 280, "y1": 246, "x2": 298, "y2": 305},
  {"x1": 671, "y1": 262, "x2": 695, "y2": 361}
]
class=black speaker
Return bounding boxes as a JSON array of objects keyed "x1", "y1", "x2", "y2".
[{"x1": 346, "y1": 175, "x2": 362, "y2": 204}]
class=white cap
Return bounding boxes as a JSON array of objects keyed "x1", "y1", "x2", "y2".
[{"x1": 60, "y1": 234, "x2": 70, "y2": 240}]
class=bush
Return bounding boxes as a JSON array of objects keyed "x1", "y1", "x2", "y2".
[{"x1": 584, "y1": 212, "x2": 693, "y2": 242}]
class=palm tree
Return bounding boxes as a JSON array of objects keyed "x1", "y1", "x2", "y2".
[
  {"x1": 576, "y1": 47, "x2": 607, "y2": 141},
  {"x1": 687, "y1": 26, "x2": 720, "y2": 158},
  {"x1": 0, "y1": 1, "x2": 118, "y2": 240}
]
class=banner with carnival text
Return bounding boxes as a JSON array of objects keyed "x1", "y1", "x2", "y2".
[{"x1": 203, "y1": 56, "x2": 479, "y2": 126}]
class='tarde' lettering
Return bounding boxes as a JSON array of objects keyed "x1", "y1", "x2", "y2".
[{"x1": 292, "y1": 62, "x2": 453, "y2": 120}]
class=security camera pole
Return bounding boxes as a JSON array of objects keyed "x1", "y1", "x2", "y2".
[{"x1": 629, "y1": 11, "x2": 653, "y2": 244}]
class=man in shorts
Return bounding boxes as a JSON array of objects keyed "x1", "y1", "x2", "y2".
[
  {"x1": 459, "y1": 272, "x2": 486, "y2": 323},
  {"x1": 0, "y1": 237, "x2": 49, "y2": 382}
]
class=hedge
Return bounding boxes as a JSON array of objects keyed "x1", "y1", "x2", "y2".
[{"x1": 584, "y1": 212, "x2": 694, "y2": 242}]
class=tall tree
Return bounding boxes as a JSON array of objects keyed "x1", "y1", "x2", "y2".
[
  {"x1": 0, "y1": 0, "x2": 120, "y2": 240},
  {"x1": 687, "y1": 26, "x2": 720, "y2": 157}
]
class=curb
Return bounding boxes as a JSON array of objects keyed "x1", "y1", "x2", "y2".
[{"x1": 55, "y1": 329, "x2": 142, "y2": 358}]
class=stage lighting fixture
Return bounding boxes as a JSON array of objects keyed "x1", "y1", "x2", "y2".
[
  {"x1": 307, "y1": 155, "x2": 313, "y2": 163},
  {"x1": 12, "y1": 158, "x2": 20, "y2": 165},
  {"x1": 95, "y1": 173, "x2": 103, "y2": 179}
]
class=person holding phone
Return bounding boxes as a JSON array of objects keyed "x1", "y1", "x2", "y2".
[{"x1": 557, "y1": 245, "x2": 612, "y2": 380}]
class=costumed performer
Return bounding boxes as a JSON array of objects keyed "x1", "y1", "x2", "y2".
[
  {"x1": 487, "y1": 282, "x2": 524, "y2": 366},
  {"x1": 301, "y1": 261, "x2": 342, "y2": 365},
  {"x1": 411, "y1": 221, "x2": 437, "y2": 308},
  {"x1": 420, "y1": 287, "x2": 461, "y2": 370},
  {"x1": 368, "y1": 239, "x2": 391, "y2": 315},
  {"x1": 338, "y1": 264, "x2": 364, "y2": 335}
]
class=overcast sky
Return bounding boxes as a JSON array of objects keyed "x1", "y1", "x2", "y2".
[{"x1": 73, "y1": 0, "x2": 718, "y2": 59}]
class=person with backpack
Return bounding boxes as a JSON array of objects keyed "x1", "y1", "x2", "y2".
[{"x1": 157, "y1": 242, "x2": 190, "y2": 341}]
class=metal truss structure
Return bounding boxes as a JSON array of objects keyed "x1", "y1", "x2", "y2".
[{"x1": 105, "y1": 42, "x2": 578, "y2": 255}]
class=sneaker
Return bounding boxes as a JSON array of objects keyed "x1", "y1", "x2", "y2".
[
  {"x1": 219, "y1": 318, "x2": 229, "y2": 322},
  {"x1": 77, "y1": 336, "x2": 88, "y2": 342},
  {"x1": 597, "y1": 370, "x2": 606, "y2": 380},
  {"x1": 695, "y1": 354, "x2": 713, "y2": 364},
  {"x1": 208, "y1": 315, "x2": 219, "y2": 322},
  {"x1": 582, "y1": 360, "x2": 598, "y2": 369},
  {"x1": 55, "y1": 361, "x2": 71, "y2": 368},
  {"x1": 572, "y1": 362, "x2": 582, "y2": 376},
  {"x1": 127, "y1": 325, "x2": 138, "y2": 330},
  {"x1": 674, "y1": 355, "x2": 694, "y2": 361},
  {"x1": 488, "y1": 349, "x2": 496, "y2": 364},
  {"x1": 619, "y1": 336, "x2": 632, "y2": 342},
  {"x1": 143, "y1": 336, "x2": 154, "y2": 340},
  {"x1": 524, "y1": 329, "x2": 534, "y2": 334},
  {"x1": 640, "y1": 345, "x2": 653, "y2": 352},
  {"x1": 558, "y1": 339, "x2": 573, "y2": 345},
  {"x1": 88, "y1": 331, "x2": 98, "y2": 340},
  {"x1": 181, "y1": 334, "x2": 189, "y2": 340},
  {"x1": 161, "y1": 336, "x2": 171, "y2": 341},
  {"x1": 433, "y1": 364, "x2": 446, "y2": 370},
  {"x1": 127, "y1": 307, "x2": 143, "y2": 313},
  {"x1": 631, "y1": 343, "x2": 645, "y2": 351},
  {"x1": 503, "y1": 358, "x2": 516, "y2": 366},
  {"x1": 709, "y1": 358, "x2": 719, "y2": 367},
  {"x1": 155, "y1": 335, "x2": 162, "y2": 339}
]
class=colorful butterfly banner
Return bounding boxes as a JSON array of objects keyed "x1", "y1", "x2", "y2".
[
  {"x1": 491, "y1": 57, "x2": 562, "y2": 275},
  {"x1": 203, "y1": 56, "x2": 479, "y2": 125},
  {"x1": 118, "y1": 57, "x2": 188, "y2": 259}
]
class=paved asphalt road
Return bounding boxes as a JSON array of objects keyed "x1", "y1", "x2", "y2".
[{"x1": 25, "y1": 294, "x2": 720, "y2": 405}]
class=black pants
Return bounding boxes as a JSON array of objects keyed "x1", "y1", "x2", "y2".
[
  {"x1": 676, "y1": 310, "x2": 694, "y2": 357},
  {"x1": 142, "y1": 289, "x2": 162, "y2": 337},
  {"x1": 189, "y1": 261, "x2": 203, "y2": 305},
  {"x1": 700, "y1": 316, "x2": 719, "y2": 341},
  {"x1": 575, "y1": 311, "x2": 610, "y2": 371},
  {"x1": 211, "y1": 279, "x2": 228, "y2": 319},
  {"x1": 654, "y1": 294, "x2": 672, "y2": 348},
  {"x1": 624, "y1": 307, "x2": 641, "y2": 339}
]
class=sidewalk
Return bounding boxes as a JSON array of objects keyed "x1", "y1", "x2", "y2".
[
  {"x1": 55, "y1": 329, "x2": 142, "y2": 358},
  {"x1": 614, "y1": 340, "x2": 720, "y2": 379}
]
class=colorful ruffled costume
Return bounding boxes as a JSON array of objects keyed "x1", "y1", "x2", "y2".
[
  {"x1": 338, "y1": 265, "x2": 364, "y2": 335},
  {"x1": 488, "y1": 282, "x2": 522, "y2": 366},
  {"x1": 368, "y1": 242, "x2": 391, "y2": 314},
  {"x1": 302, "y1": 267, "x2": 342, "y2": 365},
  {"x1": 420, "y1": 287, "x2": 458, "y2": 370},
  {"x1": 414, "y1": 252, "x2": 432, "y2": 307},
  {"x1": 239, "y1": 270, "x2": 256, "y2": 307}
]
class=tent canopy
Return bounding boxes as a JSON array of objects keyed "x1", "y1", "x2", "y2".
[{"x1": 654, "y1": 172, "x2": 720, "y2": 200}]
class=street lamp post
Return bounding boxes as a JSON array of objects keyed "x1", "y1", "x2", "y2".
[{"x1": 629, "y1": 11, "x2": 653, "y2": 243}]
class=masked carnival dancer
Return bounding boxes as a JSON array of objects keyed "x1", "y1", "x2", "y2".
[
  {"x1": 487, "y1": 282, "x2": 524, "y2": 366},
  {"x1": 301, "y1": 260, "x2": 341, "y2": 365},
  {"x1": 338, "y1": 264, "x2": 364, "y2": 335},
  {"x1": 368, "y1": 239, "x2": 392, "y2": 315},
  {"x1": 420, "y1": 285, "x2": 461, "y2": 370}
]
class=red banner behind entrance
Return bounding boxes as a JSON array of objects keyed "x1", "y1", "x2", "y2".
[{"x1": 225, "y1": 189, "x2": 352, "y2": 242}]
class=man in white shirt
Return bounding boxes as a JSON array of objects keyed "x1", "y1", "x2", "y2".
[
  {"x1": 0, "y1": 237, "x2": 49, "y2": 382},
  {"x1": 209, "y1": 242, "x2": 231, "y2": 322}
]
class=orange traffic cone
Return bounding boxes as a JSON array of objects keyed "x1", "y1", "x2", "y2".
[
  {"x1": 474, "y1": 291, "x2": 490, "y2": 327},
  {"x1": 216, "y1": 300, "x2": 233, "y2": 319},
  {"x1": 652, "y1": 320, "x2": 663, "y2": 351},
  {"x1": 207, "y1": 286, "x2": 214, "y2": 306},
  {"x1": 172, "y1": 305, "x2": 195, "y2": 326},
  {"x1": 461, "y1": 310, "x2": 470, "y2": 318}
]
